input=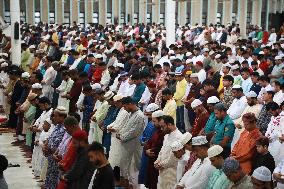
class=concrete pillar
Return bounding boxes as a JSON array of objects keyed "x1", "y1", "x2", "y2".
[
  {"x1": 152, "y1": 0, "x2": 160, "y2": 24},
  {"x1": 270, "y1": 0, "x2": 277, "y2": 14},
  {"x1": 190, "y1": 0, "x2": 203, "y2": 25},
  {"x1": 99, "y1": 0, "x2": 107, "y2": 26},
  {"x1": 178, "y1": 1, "x2": 187, "y2": 26},
  {"x1": 55, "y1": 0, "x2": 64, "y2": 25},
  {"x1": 207, "y1": 0, "x2": 218, "y2": 25},
  {"x1": 70, "y1": 0, "x2": 79, "y2": 24},
  {"x1": 237, "y1": 0, "x2": 247, "y2": 37},
  {"x1": 10, "y1": 0, "x2": 21, "y2": 66},
  {"x1": 125, "y1": 0, "x2": 134, "y2": 25},
  {"x1": 26, "y1": 0, "x2": 34, "y2": 24},
  {"x1": 165, "y1": 0, "x2": 176, "y2": 47},
  {"x1": 85, "y1": 0, "x2": 93, "y2": 25},
  {"x1": 251, "y1": 0, "x2": 262, "y2": 27},
  {"x1": 112, "y1": 0, "x2": 121, "y2": 24},
  {"x1": 41, "y1": 0, "x2": 49, "y2": 23},
  {"x1": 222, "y1": 0, "x2": 233, "y2": 25},
  {"x1": 281, "y1": 0, "x2": 284, "y2": 13},
  {"x1": 139, "y1": 0, "x2": 147, "y2": 24},
  {"x1": 265, "y1": 0, "x2": 270, "y2": 31},
  {"x1": 0, "y1": 0, "x2": 5, "y2": 19}
]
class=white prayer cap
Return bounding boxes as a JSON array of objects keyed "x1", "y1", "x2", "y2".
[
  {"x1": 0, "y1": 53, "x2": 8, "y2": 57},
  {"x1": 169, "y1": 56, "x2": 176, "y2": 60},
  {"x1": 209, "y1": 51, "x2": 215, "y2": 56},
  {"x1": 170, "y1": 141, "x2": 184, "y2": 152},
  {"x1": 221, "y1": 43, "x2": 226, "y2": 46},
  {"x1": 113, "y1": 94, "x2": 124, "y2": 102},
  {"x1": 190, "y1": 73, "x2": 199, "y2": 78},
  {"x1": 32, "y1": 83, "x2": 43, "y2": 89},
  {"x1": 223, "y1": 63, "x2": 231, "y2": 68},
  {"x1": 207, "y1": 96, "x2": 220, "y2": 104},
  {"x1": 252, "y1": 166, "x2": 272, "y2": 182},
  {"x1": 21, "y1": 72, "x2": 30, "y2": 79},
  {"x1": 104, "y1": 90, "x2": 115, "y2": 100},
  {"x1": 145, "y1": 103, "x2": 160, "y2": 113},
  {"x1": 29, "y1": 45, "x2": 36, "y2": 49},
  {"x1": 192, "y1": 136, "x2": 208, "y2": 146},
  {"x1": 208, "y1": 145, "x2": 223, "y2": 158},
  {"x1": 246, "y1": 91, "x2": 257, "y2": 98},
  {"x1": 191, "y1": 99, "x2": 202, "y2": 109},
  {"x1": 91, "y1": 83, "x2": 101, "y2": 90},
  {"x1": 186, "y1": 52, "x2": 192, "y2": 57},
  {"x1": 279, "y1": 37, "x2": 284, "y2": 41},
  {"x1": 152, "y1": 110, "x2": 164, "y2": 118},
  {"x1": 180, "y1": 132, "x2": 192, "y2": 145},
  {"x1": 203, "y1": 48, "x2": 209, "y2": 52},
  {"x1": 258, "y1": 51, "x2": 264, "y2": 55},
  {"x1": 116, "y1": 63, "x2": 124, "y2": 69},
  {"x1": 55, "y1": 106, "x2": 68, "y2": 115},
  {"x1": 264, "y1": 86, "x2": 275, "y2": 92},
  {"x1": 0, "y1": 58, "x2": 5, "y2": 63},
  {"x1": 215, "y1": 54, "x2": 221, "y2": 59},
  {"x1": 1, "y1": 62, "x2": 8, "y2": 68},
  {"x1": 275, "y1": 55, "x2": 282, "y2": 60},
  {"x1": 231, "y1": 64, "x2": 239, "y2": 70},
  {"x1": 168, "y1": 50, "x2": 175, "y2": 55},
  {"x1": 232, "y1": 85, "x2": 242, "y2": 89},
  {"x1": 174, "y1": 71, "x2": 183, "y2": 76},
  {"x1": 185, "y1": 59, "x2": 193, "y2": 64},
  {"x1": 95, "y1": 54, "x2": 103, "y2": 59}
]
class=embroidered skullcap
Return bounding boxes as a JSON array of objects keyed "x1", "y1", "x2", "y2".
[
  {"x1": 152, "y1": 110, "x2": 164, "y2": 118},
  {"x1": 113, "y1": 94, "x2": 124, "y2": 102},
  {"x1": 223, "y1": 157, "x2": 241, "y2": 174},
  {"x1": 32, "y1": 83, "x2": 43, "y2": 89},
  {"x1": 208, "y1": 145, "x2": 223, "y2": 158},
  {"x1": 54, "y1": 106, "x2": 68, "y2": 115},
  {"x1": 145, "y1": 103, "x2": 159, "y2": 113},
  {"x1": 252, "y1": 166, "x2": 272, "y2": 182},
  {"x1": 207, "y1": 96, "x2": 220, "y2": 104},
  {"x1": 180, "y1": 132, "x2": 192, "y2": 145},
  {"x1": 170, "y1": 141, "x2": 184, "y2": 152},
  {"x1": 192, "y1": 136, "x2": 208, "y2": 146},
  {"x1": 191, "y1": 99, "x2": 202, "y2": 109},
  {"x1": 104, "y1": 91, "x2": 115, "y2": 100},
  {"x1": 246, "y1": 91, "x2": 257, "y2": 98}
]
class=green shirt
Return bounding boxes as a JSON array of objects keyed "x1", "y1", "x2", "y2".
[
  {"x1": 206, "y1": 169, "x2": 230, "y2": 189},
  {"x1": 204, "y1": 112, "x2": 217, "y2": 134},
  {"x1": 213, "y1": 115, "x2": 235, "y2": 148}
]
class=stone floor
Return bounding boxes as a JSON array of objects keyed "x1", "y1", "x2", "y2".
[{"x1": 0, "y1": 133, "x2": 39, "y2": 189}]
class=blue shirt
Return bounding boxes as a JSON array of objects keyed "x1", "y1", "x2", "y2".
[
  {"x1": 204, "y1": 112, "x2": 218, "y2": 134},
  {"x1": 132, "y1": 82, "x2": 146, "y2": 104},
  {"x1": 140, "y1": 121, "x2": 156, "y2": 144},
  {"x1": 213, "y1": 115, "x2": 235, "y2": 148},
  {"x1": 66, "y1": 55, "x2": 75, "y2": 65}
]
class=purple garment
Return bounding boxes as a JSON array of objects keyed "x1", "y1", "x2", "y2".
[{"x1": 57, "y1": 132, "x2": 71, "y2": 157}]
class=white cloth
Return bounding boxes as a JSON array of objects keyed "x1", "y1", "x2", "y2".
[
  {"x1": 139, "y1": 86, "x2": 151, "y2": 111},
  {"x1": 156, "y1": 129, "x2": 183, "y2": 189},
  {"x1": 273, "y1": 91, "x2": 284, "y2": 106},
  {"x1": 107, "y1": 108, "x2": 130, "y2": 167},
  {"x1": 69, "y1": 57, "x2": 82, "y2": 70},
  {"x1": 100, "y1": 69, "x2": 110, "y2": 90},
  {"x1": 176, "y1": 150, "x2": 190, "y2": 182},
  {"x1": 268, "y1": 33, "x2": 277, "y2": 44},
  {"x1": 0, "y1": 71, "x2": 9, "y2": 106},
  {"x1": 42, "y1": 66, "x2": 57, "y2": 100},
  {"x1": 117, "y1": 79, "x2": 131, "y2": 97},
  {"x1": 258, "y1": 84, "x2": 274, "y2": 101},
  {"x1": 178, "y1": 157, "x2": 216, "y2": 189},
  {"x1": 197, "y1": 69, "x2": 206, "y2": 83},
  {"x1": 227, "y1": 96, "x2": 248, "y2": 120},
  {"x1": 273, "y1": 159, "x2": 284, "y2": 189},
  {"x1": 56, "y1": 78, "x2": 74, "y2": 113},
  {"x1": 157, "y1": 56, "x2": 172, "y2": 68},
  {"x1": 76, "y1": 91, "x2": 85, "y2": 128},
  {"x1": 88, "y1": 100, "x2": 102, "y2": 144}
]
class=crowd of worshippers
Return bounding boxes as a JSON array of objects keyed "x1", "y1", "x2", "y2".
[{"x1": 0, "y1": 21, "x2": 284, "y2": 189}]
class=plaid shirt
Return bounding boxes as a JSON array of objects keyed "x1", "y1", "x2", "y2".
[
  {"x1": 221, "y1": 87, "x2": 234, "y2": 109},
  {"x1": 256, "y1": 104, "x2": 272, "y2": 134}
]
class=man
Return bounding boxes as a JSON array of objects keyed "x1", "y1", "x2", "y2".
[
  {"x1": 144, "y1": 110, "x2": 165, "y2": 189},
  {"x1": 206, "y1": 145, "x2": 230, "y2": 189},
  {"x1": 155, "y1": 115, "x2": 183, "y2": 189},
  {"x1": 162, "y1": 88, "x2": 177, "y2": 122},
  {"x1": 231, "y1": 113, "x2": 262, "y2": 175},
  {"x1": 272, "y1": 81, "x2": 284, "y2": 105},
  {"x1": 174, "y1": 71, "x2": 187, "y2": 132},
  {"x1": 221, "y1": 75, "x2": 235, "y2": 109},
  {"x1": 223, "y1": 157, "x2": 253, "y2": 189},
  {"x1": 117, "y1": 97, "x2": 145, "y2": 187},
  {"x1": 269, "y1": 56, "x2": 284, "y2": 82},
  {"x1": 195, "y1": 61, "x2": 206, "y2": 83},
  {"x1": 190, "y1": 99, "x2": 209, "y2": 136},
  {"x1": 250, "y1": 72, "x2": 262, "y2": 96},
  {"x1": 88, "y1": 142, "x2": 115, "y2": 189},
  {"x1": 131, "y1": 73, "x2": 146, "y2": 104},
  {"x1": 258, "y1": 75, "x2": 273, "y2": 102},
  {"x1": 240, "y1": 68, "x2": 253, "y2": 95},
  {"x1": 203, "y1": 96, "x2": 220, "y2": 139},
  {"x1": 61, "y1": 130, "x2": 94, "y2": 189},
  {"x1": 227, "y1": 85, "x2": 248, "y2": 120},
  {"x1": 212, "y1": 103, "x2": 235, "y2": 158},
  {"x1": 41, "y1": 58, "x2": 57, "y2": 100},
  {"x1": 67, "y1": 70, "x2": 84, "y2": 113},
  {"x1": 251, "y1": 166, "x2": 272, "y2": 189},
  {"x1": 177, "y1": 136, "x2": 216, "y2": 189}
]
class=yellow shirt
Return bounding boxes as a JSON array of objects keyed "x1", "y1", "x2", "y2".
[
  {"x1": 217, "y1": 76, "x2": 224, "y2": 99},
  {"x1": 163, "y1": 98, "x2": 177, "y2": 123},
  {"x1": 174, "y1": 78, "x2": 187, "y2": 106}
]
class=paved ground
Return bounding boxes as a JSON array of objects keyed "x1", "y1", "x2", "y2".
[{"x1": 0, "y1": 133, "x2": 39, "y2": 189}]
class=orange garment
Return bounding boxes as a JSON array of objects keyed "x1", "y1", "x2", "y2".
[
  {"x1": 231, "y1": 128, "x2": 262, "y2": 175},
  {"x1": 30, "y1": 57, "x2": 41, "y2": 73}
]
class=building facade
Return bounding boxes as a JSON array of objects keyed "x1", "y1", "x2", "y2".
[{"x1": 1, "y1": 0, "x2": 284, "y2": 32}]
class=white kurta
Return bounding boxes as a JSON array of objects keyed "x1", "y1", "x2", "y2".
[
  {"x1": 107, "y1": 108, "x2": 130, "y2": 167},
  {"x1": 155, "y1": 129, "x2": 183, "y2": 189},
  {"x1": 88, "y1": 100, "x2": 102, "y2": 144},
  {"x1": 76, "y1": 91, "x2": 85, "y2": 128},
  {"x1": 100, "y1": 69, "x2": 110, "y2": 90},
  {"x1": 178, "y1": 157, "x2": 216, "y2": 189},
  {"x1": 0, "y1": 71, "x2": 9, "y2": 107},
  {"x1": 56, "y1": 78, "x2": 74, "y2": 113},
  {"x1": 42, "y1": 66, "x2": 57, "y2": 100},
  {"x1": 227, "y1": 96, "x2": 248, "y2": 120},
  {"x1": 176, "y1": 150, "x2": 190, "y2": 183}
]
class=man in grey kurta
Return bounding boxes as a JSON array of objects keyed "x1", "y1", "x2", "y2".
[{"x1": 117, "y1": 97, "x2": 145, "y2": 186}]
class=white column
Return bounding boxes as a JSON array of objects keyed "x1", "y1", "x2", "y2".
[
  {"x1": 26, "y1": 0, "x2": 35, "y2": 24},
  {"x1": 190, "y1": 0, "x2": 203, "y2": 25},
  {"x1": 281, "y1": 0, "x2": 284, "y2": 13},
  {"x1": 139, "y1": 0, "x2": 147, "y2": 24},
  {"x1": 112, "y1": 0, "x2": 121, "y2": 24},
  {"x1": 99, "y1": 0, "x2": 107, "y2": 26},
  {"x1": 125, "y1": 0, "x2": 134, "y2": 25},
  {"x1": 165, "y1": 0, "x2": 176, "y2": 47},
  {"x1": 251, "y1": 0, "x2": 262, "y2": 26},
  {"x1": 222, "y1": 0, "x2": 233, "y2": 25},
  {"x1": 152, "y1": 0, "x2": 160, "y2": 24},
  {"x1": 70, "y1": 0, "x2": 79, "y2": 24},
  {"x1": 85, "y1": 0, "x2": 93, "y2": 25},
  {"x1": 55, "y1": 0, "x2": 64, "y2": 24},
  {"x1": 270, "y1": 0, "x2": 277, "y2": 14},
  {"x1": 265, "y1": 0, "x2": 270, "y2": 31},
  {"x1": 237, "y1": 0, "x2": 247, "y2": 37},
  {"x1": 10, "y1": 0, "x2": 21, "y2": 66},
  {"x1": 207, "y1": 0, "x2": 218, "y2": 25},
  {"x1": 178, "y1": 1, "x2": 187, "y2": 26},
  {"x1": 0, "y1": 0, "x2": 4, "y2": 19},
  {"x1": 40, "y1": 0, "x2": 49, "y2": 23}
]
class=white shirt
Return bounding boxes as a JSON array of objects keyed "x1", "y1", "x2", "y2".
[
  {"x1": 42, "y1": 66, "x2": 57, "y2": 85},
  {"x1": 268, "y1": 33, "x2": 277, "y2": 44},
  {"x1": 100, "y1": 69, "x2": 110, "y2": 90},
  {"x1": 157, "y1": 56, "x2": 171, "y2": 68},
  {"x1": 258, "y1": 84, "x2": 274, "y2": 101},
  {"x1": 178, "y1": 157, "x2": 216, "y2": 189},
  {"x1": 273, "y1": 90, "x2": 284, "y2": 106},
  {"x1": 197, "y1": 69, "x2": 206, "y2": 83},
  {"x1": 227, "y1": 96, "x2": 248, "y2": 120},
  {"x1": 69, "y1": 57, "x2": 82, "y2": 70},
  {"x1": 176, "y1": 150, "x2": 190, "y2": 182}
]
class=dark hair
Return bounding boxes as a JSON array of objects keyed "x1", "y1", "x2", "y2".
[
  {"x1": 214, "y1": 103, "x2": 227, "y2": 112},
  {"x1": 242, "y1": 112, "x2": 257, "y2": 123},
  {"x1": 68, "y1": 112, "x2": 81, "y2": 123},
  {"x1": 64, "y1": 116, "x2": 79, "y2": 127},
  {"x1": 162, "y1": 88, "x2": 173, "y2": 96},
  {"x1": 79, "y1": 71, "x2": 88, "y2": 78},
  {"x1": 251, "y1": 72, "x2": 260, "y2": 77},
  {"x1": 223, "y1": 75, "x2": 234, "y2": 83},
  {"x1": 45, "y1": 56, "x2": 53, "y2": 62},
  {"x1": 256, "y1": 136, "x2": 269, "y2": 147},
  {"x1": 83, "y1": 85, "x2": 92, "y2": 92},
  {"x1": 131, "y1": 73, "x2": 141, "y2": 81},
  {"x1": 154, "y1": 64, "x2": 162, "y2": 69},
  {"x1": 161, "y1": 115, "x2": 175, "y2": 125},
  {"x1": 88, "y1": 141, "x2": 105, "y2": 154},
  {"x1": 259, "y1": 75, "x2": 270, "y2": 83},
  {"x1": 121, "y1": 96, "x2": 135, "y2": 104},
  {"x1": 38, "y1": 97, "x2": 51, "y2": 104},
  {"x1": 266, "y1": 91, "x2": 275, "y2": 97},
  {"x1": 273, "y1": 81, "x2": 281, "y2": 87},
  {"x1": 202, "y1": 79, "x2": 213, "y2": 87},
  {"x1": 266, "y1": 102, "x2": 279, "y2": 111},
  {"x1": 251, "y1": 61, "x2": 258, "y2": 66},
  {"x1": 0, "y1": 154, "x2": 8, "y2": 172},
  {"x1": 240, "y1": 67, "x2": 250, "y2": 74},
  {"x1": 32, "y1": 71, "x2": 43, "y2": 82},
  {"x1": 163, "y1": 62, "x2": 170, "y2": 67}
]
